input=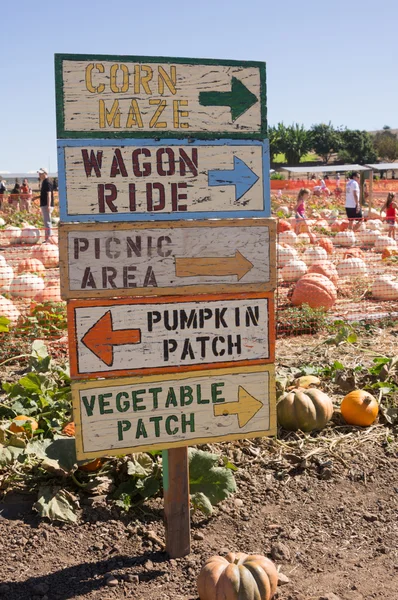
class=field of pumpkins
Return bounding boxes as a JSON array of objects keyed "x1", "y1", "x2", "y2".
[{"x1": 0, "y1": 204, "x2": 398, "y2": 599}]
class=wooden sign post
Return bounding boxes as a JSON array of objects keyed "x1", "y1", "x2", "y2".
[{"x1": 55, "y1": 52, "x2": 275, "y2": 558}]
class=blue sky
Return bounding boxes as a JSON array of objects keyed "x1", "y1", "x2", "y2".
[{"x1": 0, "y1": 0, "x2": 396, "y2": 173}]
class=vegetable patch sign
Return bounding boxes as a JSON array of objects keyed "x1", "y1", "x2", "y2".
[
  {"x1": 72, "y1": 366, "x2": 276, "y2": 459},
  {"x1": 55, "y1": 54, "x2": 266, "y2": 139}
]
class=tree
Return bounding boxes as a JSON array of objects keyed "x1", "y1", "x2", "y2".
[
  {"x1": 309, "y1": 122, "x2": 342, "y2": 163},
  {"x1": 373, "y1": 127, "x2": 398, "y2": 161},
  {"x1": 268, "y1": 123, "x2": 285, "y2": 162},
  {"x1": 338, "y1": 130, "x2": 377, "y2": 164},
  {"x1": 279, "y1": 123, "x2": 312, "y2": 166}
]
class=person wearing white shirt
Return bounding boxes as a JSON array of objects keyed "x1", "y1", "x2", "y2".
[{"x1": 345, "y1": 172, "x2": 362, "y2": 231}]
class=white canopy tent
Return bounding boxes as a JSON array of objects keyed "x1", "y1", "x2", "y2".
[{"x1": 280, "y1": 164, "x2": 368, "y2": 175}]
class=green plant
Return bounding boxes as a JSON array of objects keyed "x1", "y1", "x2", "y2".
[
  {"x1": 277, "y1": 304, "x2": 328, "y2": 336},
  {"x1": 310, "y1": 122, "x2": 343, "y2": 163}
]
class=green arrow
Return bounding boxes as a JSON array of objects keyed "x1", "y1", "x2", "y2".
[{"x1": 199, "y1": 76, "x2": 258, "y2": 122}]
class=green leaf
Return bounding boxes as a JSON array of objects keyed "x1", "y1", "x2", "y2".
[
  {"x1": 347, "y1": 333, "x2": 358, "y2": 344},
  {"x1": 221, "y1": 456, "x2": 238, "y2": 471},
  {"x1": 0, "y1": 443, "x2": 25, "y2": 466},
  {"x1": 18, "y1": 373, "x2": 43, "y2": 394},
  {"x1": 136, "y1": 475, "x2": 160, "y2": 499},
  {"x1": 188, "y1": 448, "x2": 237, "y2": 505},
  {"x1": 0, "y1": 316, "x2": 10, "y2": 333},
  {"x1": 31, "y1": 339, "x2": 49, "y2": 360},
  {"x1": 34, "y1": 487, "x2": 79, "y2": 523},
  {"x1": 115, "y1": 493, "x2": 132, "y2": 512},
  {"x1": 127, "y1": 453, "x2": 154, "y2": 478},
  {"x1": 44, "y1": 437, "x2": 77, "y2": 473},
  {"x1": 191, "y1": 492, "x2": 213, "y2": 516}
]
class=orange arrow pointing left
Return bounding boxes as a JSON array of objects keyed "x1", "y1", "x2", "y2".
[{"x1": 81, "y1": 310, "x2": 141, "y2": 367}]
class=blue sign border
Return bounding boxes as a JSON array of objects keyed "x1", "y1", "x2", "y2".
[{"x1": 57, "y1": 138, "x2": 270, "y2": 222}]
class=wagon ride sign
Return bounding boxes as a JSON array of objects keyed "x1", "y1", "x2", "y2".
[{"x1": 55, "y1": 52, "x2": 275, "y2": 558}]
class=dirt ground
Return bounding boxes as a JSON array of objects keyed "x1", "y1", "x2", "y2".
[{"x1": 1, "y1": 331, "x2": 398, "y2": 600}]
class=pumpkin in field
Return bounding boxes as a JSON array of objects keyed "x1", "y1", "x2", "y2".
[
  {"x1": 62, "y1": 422, "x2": 76, "y2": 437},
  {"x1": 343, "y1": 247, "x2": 364, "y2": 260},
  {"x1": 0, "y1": 264, "x2": 14, "y2": 291},
  {"x1": 302, "y1": 246, "x2": 327, "y2": 266},
  {"x1": 79, "y1": 458, "x2": 104, "y2": 472},
  {"x1": 336, "y1": 257, "x2": 367, "y2": 278},
  {"x1": 318, "y1": 237, "x2": 334, "y2": 255},
  {"x1": 10, "y1": 273, "x2": 45, "y2": 299},
  {"x1": 308, "y1": 260, "x2": 339, "y2": 286},
  {"x1": 277, "y1": 388, "x2": 334, "y2": 432},
  {"x1": 339, "y1": 221, "x2": 350, "y2": 232},
  {"x1": 330, "y1": 220, "x2": 342, "y2": 232},
  {"x1": 277, "y1": 244, "x2": 298, "y2": 268},
  {"x1": 0, "y1": 296, "x2": 20, "y2": 326},
  {"x1": 357, "y1": 229, "x2": 378, "y2": 246},
  {"x1": 31, "y1": 243, "x2": 59, "y2": 268},
  {"x1": 340, "y1": 390, "x2": 378, "y2": 426},
  {"x1": 197, "y1": 552, "x2": 278, "y2": 600},
  {"x1": 372, "y1": 274, "x2": 398, "y2": 300},
  {"x1": 34, "y1": 281, "x2": 62, "y2": 303},
  {"x1": 291, "y1": 273, "x2": 337, "y2": 309},
  {"x1": 375, "y1": 235, "x2": 397, "y2": 253},
  {"x1": 281, "y1": 259, "x2": 307, "y2": 282},
  {"x1": 382, "y1": 246, "x2": 398, "y2": 259},
  {"x1": 17, "y1": 258, "x2": 46, "y2": 276},
  {"x1": 277, "y1": 219, "x2": 292, "y2": 233},
  {"x1": 9, "y1": 415, "x2": 39, "y2": 437},
  {"x1": 335, "y1": 231, "x2": 356, "y2": 247},
  {"x1": 20, "y1": 226, "x2": 41, "y2": 245}
]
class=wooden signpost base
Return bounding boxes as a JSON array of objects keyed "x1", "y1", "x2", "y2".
[{"x1": 163, "y1": 447, "x2": 191, "y2": 558}]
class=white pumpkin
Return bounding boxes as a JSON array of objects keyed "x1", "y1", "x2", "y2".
[
  {"x1": 282, "y1": 259, "x2": 307, "y2": 282},
  {"x1": 21, "y1": 226, "x2": 41, "y2": 245},
  {"x1": 0, "y1": 218, "x2": 5, "y2": 227},
  {"x1": 31, "y1": 244, "x2": 59, "y2": 268},
  {"x1": 278, "y1": 205, "x2": 290, "y2": 217},
  {"x1": 303, "y1": 246, "x2": 327, "y2": 266},
  {"x1": 10, "y1": 274, "x2": 45, "y2": 299},
  {"x1": 0, "y1": 264, "x2": 14, "y2": 291},
  {"x1": 336, "y1": 257, "x2": 367, "y2": 278},
  {"x1": 277, "y1": 244, "x2": 298, "y2": 268},
  {"x1": 297, "y1": 233, "x2": 311, "y2": 245},
  {"x1": 335, "y1": 231, "x2": 356, "y2": 247},
  {"x1": 375, "y1": 236, "x2": 397, "y2": 253},
  {"x1": 0, "y1": 226, "x2": 21, "y2": 246},
  {"x1": 372, "y1": 274, "x2": 398, "y2": 300},
  {"x1": 357, "y1": 229, "x2": 379, "y2": 246},
  {"x1": 279, "y1": 230, "x2": 297, "y2": 246},
  {"x1": 0, "y1": 255, "x2": 7, "y2": 268},
  {"x1": 367, "y1": 219, "x2": 383, "y2": 231},
  {"x1": 0, "y1": 296, "x2": 20, "y2": 326}
]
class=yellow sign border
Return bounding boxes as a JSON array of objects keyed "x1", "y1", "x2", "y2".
[{"x1": 72, "y1": 364, "x2": 276, "y2": 460}]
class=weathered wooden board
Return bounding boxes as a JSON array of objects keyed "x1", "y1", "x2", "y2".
[
  {"x1": 72, "y1": 365, "x2": 276, "y2": 459},
  {"x1": 55, "y1": 54, "x2": 266, "y2": 139},
  {"x1": 68, "y1": 292, "x2": 275, "y2": 380},
  {"x1": 59, "y1": 219, "x2": 276, "y2": 299},
  {"x1": 57, "y1": 139, "x2": 270, "y2": 221}
]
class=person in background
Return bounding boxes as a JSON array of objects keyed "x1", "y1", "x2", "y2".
[
  {"x1": 345, "y1": 172, "x2": 362, "y2": 231},
  {"x1": 37, "y1": 167, "x2": 54, "y2": 243},
  {"x1": 381, "y1": 192, "x2": 397, "y2": 240},
  {"x1": 10, "y1": 182, "x2": 21, "y2": 211},
  {"x1": 294, "y1": 188, "x2": 315, "y2": 241},
  {"x1": 20, "y1": 178, "x2": 32, "y2": 212},
  {"x1": 0, "y1": 179, "x2": 7, "y2": 210}
]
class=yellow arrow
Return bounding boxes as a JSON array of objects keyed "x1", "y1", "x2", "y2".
[
  {"x1": 175, "y1": 251, "x2": 253, "y2": 281},
  {"x1": 213, "y1": 386, "x2": 263, "y2": 428}
]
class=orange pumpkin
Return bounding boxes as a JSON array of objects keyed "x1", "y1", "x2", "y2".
[
  {"x1": 291, "y1": 273, "x2": 337, "y2": 309},
  {"x1": 318, "y1": 237, "x2": 334, "y2": 255},
  {"x1": 62, "y1": 421, "x2": 76, "y2": 437},
  {"x1": 9, "y1": 415, "x2": 38, "y2": 437},
  {"x1": 308, "y1": 260, "x2": 339, "y2": 285},
  {"x1": 343, "y1": 247, "x2": 364, "y2": 260},
  {"x1": 16, "y1": 258, "x2": 46, "y2": 276},
  {"x1": 79, "y1": 458, "x2": 104, "y2": 472},
  {"x1": 277, "y1": 219, "x2": 292, "y2": 233},
  {"x1": 33, "y1": 281, "x2": 62, "y2": 303},
  {"x1": 339, "y1": 221, "x2": 350, "y2": 232},
  {"x1": 197, "y1": 552, "x2": 278, "y2": 600},
  {"x1": 382, "y1": 246, "x2": 398, "y2": 259},
  {"x1": 340, "y1": 390, "x2": 379, "y2": 426},
  {"x1": 330, "y1": 221, "x2": 341, "y2": 233}
]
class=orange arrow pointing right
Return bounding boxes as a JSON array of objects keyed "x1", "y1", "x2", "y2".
[
  {"x1": 175, "y1": 251, "x2": 253, "y2": 281},
  {"x1": 81, "y1": 310, "x2": 141, "y2": 367},
  {"x1": 213, "y1": 386, "x2": 263, "y2": 428}
]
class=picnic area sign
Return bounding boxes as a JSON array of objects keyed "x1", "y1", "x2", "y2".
[
  {"x1": 55, "y1": 54, "x2": 266, "y2": 139},
  {"x1": 72, "y1": 365, "x2": 276, "y2": 460},
  {"x1": 59, "y1": 219, "x2": 276, "y2": 299},
  {"x1": 67, "y1": 292, "x2": 275, "y2": 380},
  {"x1": 57, "y1": 139, "x2": 270, "y2": 221}
]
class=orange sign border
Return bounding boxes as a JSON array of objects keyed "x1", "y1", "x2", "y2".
[{"x1": 67, "y1": 291, "x2": 275, "y2": 380}]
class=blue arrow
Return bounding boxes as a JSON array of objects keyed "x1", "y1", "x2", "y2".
[{"x1": 208, "y1": 156, "x2": 259, "y2": 201}]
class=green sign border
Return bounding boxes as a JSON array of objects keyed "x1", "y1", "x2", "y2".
[{"x1": 54, "y1": 53, "x2": 267, "y2": 140}]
